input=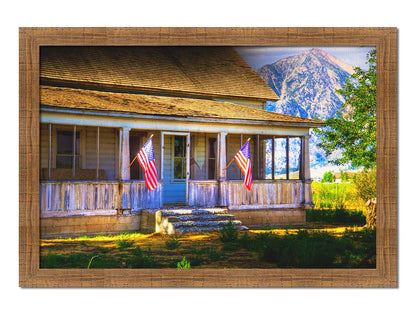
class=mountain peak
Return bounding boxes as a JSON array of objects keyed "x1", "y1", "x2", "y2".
[
  {"x1": 256, "y1": 48, "x2": 356, "y2": 172},
  {"x1": 256, "y1": 48, "x2": 354, "y2": 120},
  {"x1": 305, "y1": 48, "x2": 354, "y2": 74}
]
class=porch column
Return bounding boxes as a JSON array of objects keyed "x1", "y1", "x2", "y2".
[
  {"x1": 218, "y1": 131, "x2": 228, "y2": 207},
  {"x1": 120, "y1": 127, "x2": 131, "y2": 181},
  {"x1": 302, "y1": 134, "x2": 313, "y2": 209}
]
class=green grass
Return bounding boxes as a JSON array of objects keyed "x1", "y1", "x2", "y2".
[{"x1": 312, "y1": 182, "x2": 365, "y2": 210}]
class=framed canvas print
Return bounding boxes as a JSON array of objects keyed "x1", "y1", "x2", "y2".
[{"x1": 19, "y1": 27, "x2": 397, "y2": 287}]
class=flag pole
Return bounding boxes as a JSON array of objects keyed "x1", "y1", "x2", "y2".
[
  {"x1": 127, "y1": 134, "x2": 154, "y2": 168},
  {"x1": 225, "y1": 137, "x2": 251, "y2": 169}
]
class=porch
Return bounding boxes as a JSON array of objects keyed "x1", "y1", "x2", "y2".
[
  {"x1": 40, "y1": 124, "x2": 312, "y2": 207},
  {"x1": 39, "y1": 123, "x2": 313, "y2": 235}
]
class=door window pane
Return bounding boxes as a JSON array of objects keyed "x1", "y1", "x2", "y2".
[{"x1": 173, "y1": 136, "x2": 186, "y2": 180}]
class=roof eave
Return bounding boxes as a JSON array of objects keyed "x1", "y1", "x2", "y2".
[{"x1": 40, "y1": 106, "x2": 323, "y2": 128}]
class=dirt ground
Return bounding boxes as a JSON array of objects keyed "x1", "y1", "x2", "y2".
[{"x1": 40, "y1": 226, "x2": 361, "y2": 269}]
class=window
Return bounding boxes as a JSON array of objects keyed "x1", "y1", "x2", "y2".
[
  {"x1": 129, "y1": 131, "x2": 146, "y2": 180},
  {"x1": 261, "y1": 136, "x2": 302, "y2": 180},
  {"x1": 208, "y1": 137, "x2": 217, "y2": 179},
  {"x1": 173, "y1": 136, "x2": 187, "y2": 181},
  {"x1": 274, "y1": 138, "x2": 287, "y2": 179},
  {"x1": 56, "y1": 130, "x2": 80, "y2": 168}
]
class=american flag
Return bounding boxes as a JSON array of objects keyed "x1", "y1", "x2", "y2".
[
  {"x1": 234, "y1": 140, "x2": 252, "y2": 191},
  {"x1": 137, "y1": 137, "x2": 158, "y2": 191}
]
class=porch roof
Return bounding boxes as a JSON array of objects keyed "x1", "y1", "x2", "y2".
[
  {"x1": 40, "y1": 86, "x2": 324, "y2": 127},
  {"x1": 40, "y1": 46, "x2": 279, "y2": 102}
]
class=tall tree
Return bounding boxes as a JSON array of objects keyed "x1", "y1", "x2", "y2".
[{"x1": 315, "y1": 49, "x2": 376, "y2": 169}]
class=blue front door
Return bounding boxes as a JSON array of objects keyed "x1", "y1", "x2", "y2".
[{"x1": 163, "y1": 134, "x2": 188, "y2": 205}]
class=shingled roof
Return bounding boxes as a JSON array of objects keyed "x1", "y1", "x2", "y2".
[
  {"x1": 40, "y1": 86, "x2": 323, "y2": 127},
  {"x1": 40, "y1": 46, "x2": 279, "y2": 102}
]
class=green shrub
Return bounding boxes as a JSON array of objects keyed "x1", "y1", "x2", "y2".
[
  {"x1": 352, "y1": 169, "x2": 376, "y2": 202},
  {"x1": 220, "y1": 221, "x2": 238, "y2": 242},
  {"x1": 115, "y1": 238, "x2": 134, "y2": 250},
  {"x1": 306, "y1": 208, "x2": 365, "y2": 225},
  {"x1": 222, "y1": 242, "x2": 240, "y2": 251},
  {"x1": 177, "y1": 256, "x2": 191, "y2": 269},
  {"x1": 127, "y1": 246, "x2": 159, "y2": 268},
  {"x1": 237, "y1": 229, "x2": 376, "y2": 268},
  {"x1": 165, "y1": 236, "x2": 181, "y2": 250}
]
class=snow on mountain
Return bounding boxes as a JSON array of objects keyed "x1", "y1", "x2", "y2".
[{"x1": 256, "y1": 48, "x2": 355, "y2": 178}]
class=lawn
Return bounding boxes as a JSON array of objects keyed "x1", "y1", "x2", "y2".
[{"x1": 40, "y1": 218, "x2": 375, "y2": 269}]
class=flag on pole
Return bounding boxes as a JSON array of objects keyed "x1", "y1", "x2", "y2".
[
  {"x1": 234, "y1": 140, "x2": 252, "y2": 191},
  {"x1": 137, "y1": 137, "x2": 158, "y2": 191}
]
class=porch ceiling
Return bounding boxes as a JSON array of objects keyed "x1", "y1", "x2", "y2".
[{"x1": 40, "y1": 85, "x2": 324, "y2": 128}]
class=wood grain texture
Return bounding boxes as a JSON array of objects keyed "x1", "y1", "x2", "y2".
[{"x1": 19, "y1": 27, "x2": 397, "y2": 287}]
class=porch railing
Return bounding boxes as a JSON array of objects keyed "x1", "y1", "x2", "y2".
[{"x1": 40, "y1": 181, "x2": 162, "y2": 218}]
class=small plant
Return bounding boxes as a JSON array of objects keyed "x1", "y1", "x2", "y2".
[
  {"x1": 177, "y1": 256, "x2": 191, "y2": 269},
  {"x1": 165, "y1": 235, "x2": 181, "y2": 250},
  {"x1": 206, "y1": 247, "x2": 223, "y2": 261},
  {"x1": 220, "y1": 221, "x2": 238, "y2": 242},
  {"x1": 115, "y1": 238, "x2": 134, "y2": 250},
  {"x1": 222, "y1": 242, "x2": 239, "y2": 251},
  {"x1": 87, "y1": 255, "x2": 99, "y2": 269},
  {"x1": 127, "y1": 246, "x2": 159, "y2": 268}
]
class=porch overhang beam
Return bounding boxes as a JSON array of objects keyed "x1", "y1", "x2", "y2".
[
  {"x1": 40, "y1": 107, "x2": 324, "y2": 129},
  {"x1": 40, "y1": 109, "x2": 312, "y2": 137}
]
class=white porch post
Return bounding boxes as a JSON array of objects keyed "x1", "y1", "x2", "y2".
[
  {"x1": 120, "y1": 127, "x2": 131, "y2": 181},
  {"x1": 218, "y1": 131, "x2": 228, "y2": 207},
  {"x1": 302, "y1": 134, "x2": 313, "y2": 209}
]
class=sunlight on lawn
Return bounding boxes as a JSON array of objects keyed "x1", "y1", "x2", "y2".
[{"x1": 250, "y1": 226, "x2": 365, "y2": 237}]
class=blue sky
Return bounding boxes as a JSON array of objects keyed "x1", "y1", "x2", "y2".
[{"x1": 235, "y1": 46, "x2": 374, "y2": 70}]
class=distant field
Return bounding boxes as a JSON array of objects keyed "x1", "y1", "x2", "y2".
[{"x1": 312, "y1": 181, "x2": 366, "y2": 211}]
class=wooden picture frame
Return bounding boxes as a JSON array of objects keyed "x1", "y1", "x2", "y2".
[{"x1": 19, "y1": 27, "x2": 397, "y2": 287}]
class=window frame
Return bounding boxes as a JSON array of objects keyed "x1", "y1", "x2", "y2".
[
  {"x1": 260, "y1": 135, "x2": 303, "y2": 181},
  {"x1": 53, "y1": 125, "x2": 86, "y2": 170}
]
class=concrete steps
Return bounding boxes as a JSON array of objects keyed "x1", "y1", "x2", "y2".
[{"x1": 141, "y1": 207, "x2": 248, "y2": 234}]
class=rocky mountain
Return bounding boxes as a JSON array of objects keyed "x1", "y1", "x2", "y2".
[
  {"x1": 256, "y1": 48, "x2": 355, "y2": 176},
  {"x1": 257, "y1": 48, "x2": 354, "y2": 120}
]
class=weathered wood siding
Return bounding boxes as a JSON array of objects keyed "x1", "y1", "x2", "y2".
[
  {"x1": 226, "y1": 180, "x2": 304, "y2": 210},
  {"x1": 120, "y1": 181, "x2": 163, "y2": 213},
  {"x1": 40, "y1": 181, "x2": 120, "y2": 217},
  {"x1": 40, "y1": 181, "x2": 162, "y2": 217},
  {"x1": 188, "y1": 180, "x2": 218, "y2": 207}
]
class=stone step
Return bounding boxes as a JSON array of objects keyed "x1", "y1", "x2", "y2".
[
  {"x1": 172, "y1": 219, "x2": 243, "y2": 229},
  {"x1": 142, "y1": 207, "x2": 248, "y2": 234},
  {"x1": 160, "y1": 208, "x2": 228, "y2": 217},
  {"x1": 175, "y1": 225, "x2": 249, "y2": 234},
  {"x1": 167, "y1": 214, "x2": 235, "y2": 222}
]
